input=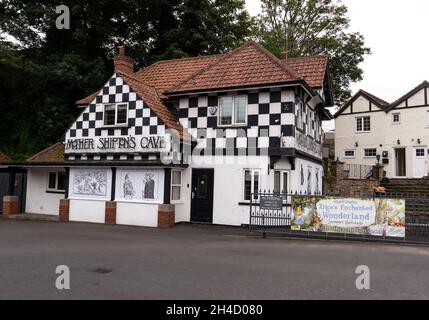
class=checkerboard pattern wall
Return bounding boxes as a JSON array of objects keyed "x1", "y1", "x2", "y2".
[
  {"x1": 65, "y1": 74, "x2": 169, "y2": 161},
  {"x1": 178, "y1": 89, "x2": 296, "y2": 155},
  {"x1": 67, "y1": 74, "x2": 166, "y2": 140}
]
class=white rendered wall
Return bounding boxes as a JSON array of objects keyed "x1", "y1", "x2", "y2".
[
  {"x1": 116, "y1": 202, "x2": 159, "y2": 227},
  {"x1": 25, "y1": 168, "x2": 65, "y2": 215},
  {"x1": 69, "y1": 199, "x2": 105, "y2": 223},
  {"x1": 189, "y1": 155, "x2": 270, "y2": 226}
]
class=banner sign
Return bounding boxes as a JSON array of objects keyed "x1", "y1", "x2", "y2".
[
  {"x1": 260, "y1": 195, "x2": 283, "y2": 211},
  {"x1": 291, "y1": 196, "x2": 406, "y2": 238}
]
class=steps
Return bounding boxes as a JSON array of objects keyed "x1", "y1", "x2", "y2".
[
  {"x1": 382, "y1": 179, "x2": 429, "y2": 225},
  {"x1": 382, "y1": 179, "x2": 429, "y2": 195}
]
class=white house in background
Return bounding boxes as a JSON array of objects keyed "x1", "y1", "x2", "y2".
[
  {"x1": 335, "y1": 81, "x2": 429, "y2": 178},
  {"x1": 3, "y1": 41, "x2": 333, "y2": 227}
]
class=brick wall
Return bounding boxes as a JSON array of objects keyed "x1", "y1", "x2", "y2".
[
  {"x1": 2, "y1": 196, "x2": 19, "y2": 217},
  {"x1": 59, "y1": 199, "x2": 70, "y2": 222},
  {"x1": 158, "y1": 204, "x2": 175, "y2": 228},
  {"x1": 105, "y1": 201, "x2": 116, "y2": 225},
  {"x1": 325, "y1": 162, "x2": 383, "y2": 195}
]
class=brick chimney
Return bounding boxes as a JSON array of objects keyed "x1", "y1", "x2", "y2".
[
  {"x1": 281, "y1": 51, "x2": 288, "y2": 60},
  {"x1": 114, "y1": 45, "x2": 135, "y2": 74}
]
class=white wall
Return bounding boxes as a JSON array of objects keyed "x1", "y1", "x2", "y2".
[
  {"x1": 69, "y1": 199, "x2": 105, "y2": 223},
  {"x1": 25, "y1": 168, "x2": 65, "y2": 215},
  {"x1": 116, "y1": 202, "x2": 159, "y2": 227}
]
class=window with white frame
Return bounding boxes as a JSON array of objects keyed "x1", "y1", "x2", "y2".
[
  {"x1": 218, "y1": 96, "x2": 247, "y2": 126},
  {"x1": 356, "y1": 116, "x2": 371, "y2": 132},
  {"x1": 170, "y1": 170, "x2": 182, "y2": 202},
  {"x1": 274, "y1": 171, "x2": 289, "y2": 194},
  {"x1": 104, "y1": 103, "x2": 128, "y2": 126},
  {"x1": 364, "y1": 148, "x2": 377, "y2": 157},
  {"x1": 392, "y1": 113, "x2": 401, "y2": 124},
  {"x1": 47, "y1": 171, "x2": 66, "y2": 192},
  {"x1": 244, "y1": 169, "x2": 260, "y2": 201},
  {"x1": 344, "y1": 150, "x2": 355, "y2": 158}
]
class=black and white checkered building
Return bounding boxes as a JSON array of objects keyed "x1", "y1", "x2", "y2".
[
  {"x1": 178, "y1": 88, "x2": 320, "y2": 156},
  {"x1": 65, "y1": 74, "x2": 168, "y2": 162}
]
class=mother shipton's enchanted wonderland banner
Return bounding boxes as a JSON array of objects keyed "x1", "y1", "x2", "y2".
[{"x1": 291, "y1": 196, "x2": 406, "y2": 238}]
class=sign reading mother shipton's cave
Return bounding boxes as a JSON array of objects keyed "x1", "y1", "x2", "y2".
[{"x1": 65, "y1": 136, "x2": 167, "y2": 153}]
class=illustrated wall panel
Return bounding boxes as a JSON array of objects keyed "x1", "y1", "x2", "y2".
[
  {"x1": 69, "y1": 168, "x2": 112, "y2": 200},
  {"x1": 115, "y1": 168, "x2": 164, "y2": 204}
]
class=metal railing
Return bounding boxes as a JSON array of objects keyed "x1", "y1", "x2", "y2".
[
  {"x1": 344, "y1": 164, "x2": 374, "y2": 179},
  {"x1": 249, "y1": 190, "x2": 429, "y2": 244}
]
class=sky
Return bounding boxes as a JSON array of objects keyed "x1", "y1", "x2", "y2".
[{"x1": 245, "y1": 0, "x2": 429, "y2": 130}]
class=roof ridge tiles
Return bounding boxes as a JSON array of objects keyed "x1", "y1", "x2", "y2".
[{"x1": 166, "y1": 40, "x2": 303, "y2": 94}]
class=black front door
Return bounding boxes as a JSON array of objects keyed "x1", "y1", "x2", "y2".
[{"x1": 191, "y1": 169, "x2": 214, "y2": 223}]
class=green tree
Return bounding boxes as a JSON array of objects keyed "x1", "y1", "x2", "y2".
[
  {"x1": 0, "y1": 0, "x2": 254, "y2": 158},
  {"x1": 257, "y1": 0, "x2": 371, "y2": 104}
]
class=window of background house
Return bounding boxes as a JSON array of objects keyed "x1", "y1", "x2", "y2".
[
  {"x1": 364, "y1": 148, "x2": 377, "y2": 157},
  {"x1": 47, "y1": 172, "x2": 66, "y2": 192},
  {"x1": 244, "y1": 169, "x2": 260, "y2": 201},
  {"x1": 219, "y1": 96, "x2": 247, "y2": 126},
  {"x1": 171, "y1": 170, "x2": 182, "y2": 202},
  {"x1": 104, "y1": 103, "x2": 128, "y2": 126},
  {"x1": 392, "y1": 113, "x2": 401, "y2": 124},
  {"x1": 356, "y1": 116, "x2": 371, "y2": 132},
  {"x1": 274, "y1": 171, "x2": 289, "y2": 194},
  {"x1": 344, "y1": 150, "x2": 355, "y2": 158}
]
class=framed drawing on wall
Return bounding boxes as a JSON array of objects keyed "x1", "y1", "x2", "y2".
[
  {"x1": 116, "y1": 169, "x2": 164, "y2": 203},
  {"x1": 69, "y1": 168, "x2": 112, "y2": 200}
]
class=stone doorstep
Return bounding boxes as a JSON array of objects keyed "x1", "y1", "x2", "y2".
[{"x1": 5, "y1": 213, "x2": 60, "y2": 222}]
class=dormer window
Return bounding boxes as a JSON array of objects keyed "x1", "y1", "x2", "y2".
[
  {"x1": 104, "y1": 103, "x2": 128, "y2": 126},
  {"x1": 218, "y1": 96, "x2": 247, "y2": 126}
]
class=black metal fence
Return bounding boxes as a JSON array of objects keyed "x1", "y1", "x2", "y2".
[{"x1": 249, "y1": 190, "x2": 429, "y2": 244}]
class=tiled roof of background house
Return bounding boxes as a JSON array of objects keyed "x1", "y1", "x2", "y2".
[
  {"x1": 334, "y1": 89, "x2": 390, "y2": 118},
  {"x1": 166, "y1": 41, "x2": 302, "y2": 94},
  {"x1": 360, "y1": 89, "x2": 390, "y2": 108},
  {"x1": 27, "y1": 142, "x2": 65, "y2": 163},
  {"x1": 285, "y1": 56, "x2": 328, "y2": 88}
]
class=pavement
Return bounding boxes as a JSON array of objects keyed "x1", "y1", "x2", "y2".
[{"x1": 0, "y1": 219, "x2": 428, "y2": 300}]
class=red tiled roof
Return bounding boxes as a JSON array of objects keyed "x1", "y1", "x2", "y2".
[
  {"x1": 0, "y1": 152, "x2": 10, "y2": 162},
  {"x1": 135, "y1": 54, "x2": 225, "y2": 93},
  {"x1": 166, "y1": 41, "x2": 302, "y2": 94},
  {"x1": 286, "y1": 56, "x2": 328, "y2": 88},
  {"x1": 75, "y1": 91, "x2": 98, "y2": 106},
  {"x1": 117, "y1": 71, "x2": 187, "y2": 141},
  {"x1": 27, "y1": 142, "x2": 65, "y2": 163}
]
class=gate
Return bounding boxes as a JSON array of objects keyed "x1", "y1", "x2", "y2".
[
  {"x1": 249, "y1": 191, "x2": 291, "y2": 235},
  {"x1": 249, "y1": 191, "x2": 429, "y2": 244}
]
